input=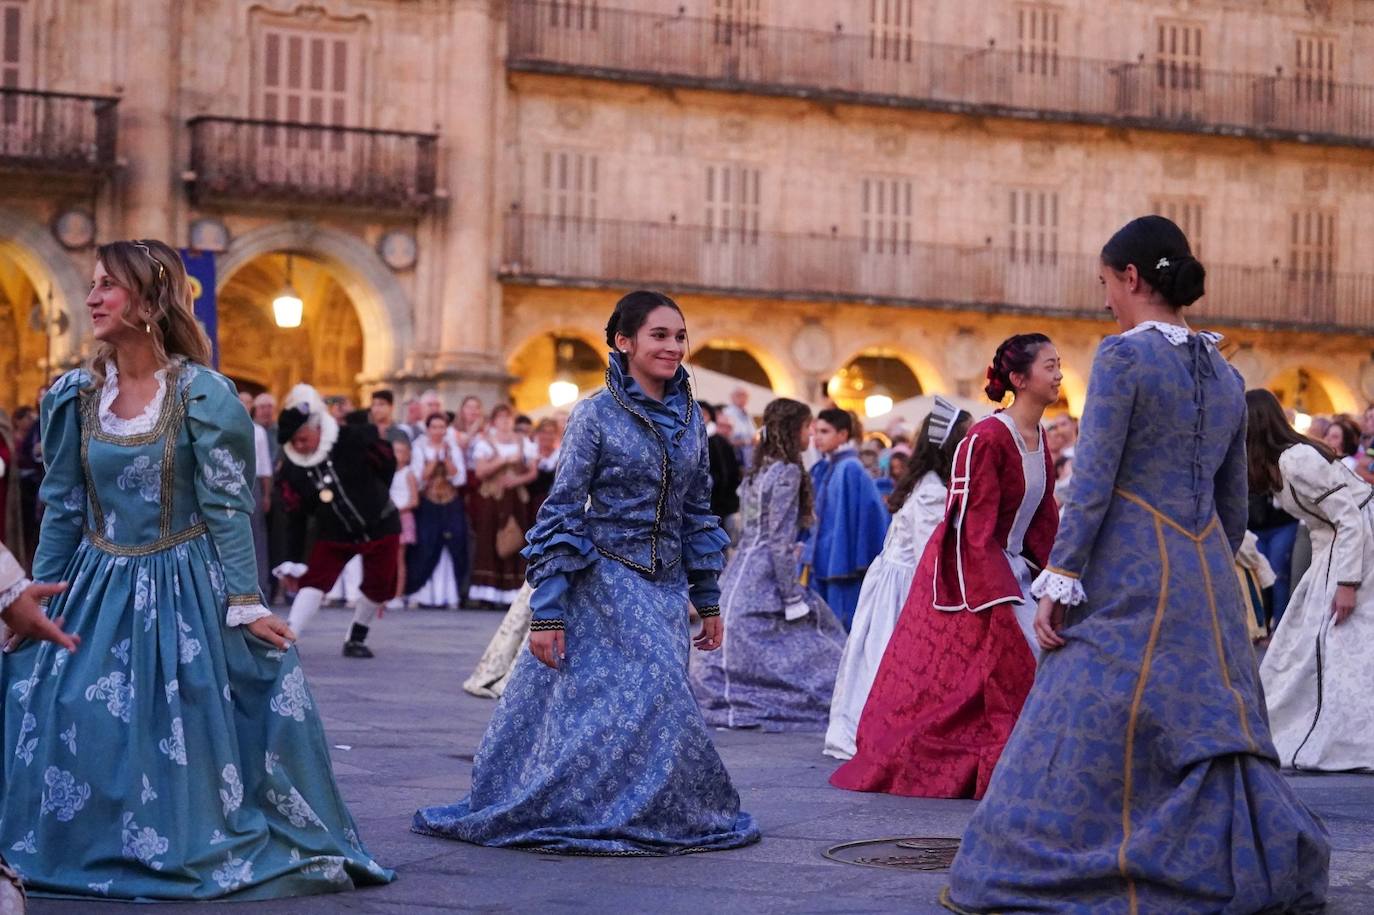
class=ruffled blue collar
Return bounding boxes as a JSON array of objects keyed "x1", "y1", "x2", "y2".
[{"x1": 607, "y1": 352, "x2": 693, "y2": 444}]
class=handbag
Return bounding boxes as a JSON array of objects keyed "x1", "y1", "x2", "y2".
[{"x1": 495, "y1": 515, "x2": 525, "y2": 559}]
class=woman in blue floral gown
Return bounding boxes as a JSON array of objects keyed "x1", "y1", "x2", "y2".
[
  {"x1": 0, "y1": 240, "x2": 392, "y2": 900},
  {"x1": 944, "y1": 217, "x2": 1328, "y2": 913},
  {"x1": 413, "y1": 290, "x2": 759, "y2": 854}
]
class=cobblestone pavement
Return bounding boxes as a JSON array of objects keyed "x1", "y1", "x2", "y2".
[{"x1": 30, "y1": 607, "x2": 1374, "y2": 914}]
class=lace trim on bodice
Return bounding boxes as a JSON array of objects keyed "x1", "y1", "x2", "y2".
[
  {"x1": 1123, "y1": 320, "x2": 1223, "y2": 348},
  {"x1": 99, "y1": 363, "x2": 170, "y2": 437}
]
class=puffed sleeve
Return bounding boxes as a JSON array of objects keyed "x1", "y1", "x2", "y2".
[
  {"x1": 683, "y1": 417, "x2": 729, "y2": 616},
  {"x1": 933, "y1": 426, "x2": 1022, "y2": 612},
  {"x1": 185, "y1": 370, "x2": 271, "y2": 627},
  {"x1": 32, "y1": 370, "x2": 89, "y2": 585},
  {"x1": 762, "y1": 463, "x2": 806, "y2": 608},
  {"x1": 522, "y1": 399, "x2": 601, "y2": 631},
  {"x1": 1214, "y1": 378, "x2": 1249, "y2": 556},
  {"x1": 1281, "y1": 444, "x2": 1365, "y2": 588},
  {"x1": 1032, "y1": 337, "x2": 1137, "y2": 606}
]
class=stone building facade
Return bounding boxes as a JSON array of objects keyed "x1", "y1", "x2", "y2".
[{"x1": 2, "y1": 0, "x2": 1374, "y2": 421}]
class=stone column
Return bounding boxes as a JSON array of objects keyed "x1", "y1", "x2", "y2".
[
  {"x1": 431, "y1": 0, "x2": 509, "y2": 406},
  {"x1": 118, "y1": 0, "x2": 178, "y2": 241}
]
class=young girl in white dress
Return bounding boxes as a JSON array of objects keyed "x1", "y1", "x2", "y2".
[{"x1": 824, "y1": 399, "x2": 971, "y2": 759}]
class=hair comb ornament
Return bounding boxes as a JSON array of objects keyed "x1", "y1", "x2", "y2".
[
  {"x1": 133, "y1": 242, "x2": 167, "y2": 283},
  {"x1": 1155, "y1": 257, "x2": 1171, "y2": 270},
  {"x1": 928, "y1": 395, "x2": 962, "y2": 447}
]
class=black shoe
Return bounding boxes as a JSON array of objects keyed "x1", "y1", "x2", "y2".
[{"x1": 342, "y1": 640, "x2": 374, "y2": 658}]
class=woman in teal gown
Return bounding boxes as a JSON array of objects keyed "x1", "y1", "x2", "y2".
[{"x1": 0, "y1": 239, "x2": 393, "y2": 900}]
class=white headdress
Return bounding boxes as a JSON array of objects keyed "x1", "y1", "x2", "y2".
[{"x1": 927, "y1": 395, "x2": 963, "y2": 448}]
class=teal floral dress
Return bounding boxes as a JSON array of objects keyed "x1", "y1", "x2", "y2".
[{"x1": 0, "y1": 362, "x2": 393, "y2": 900}]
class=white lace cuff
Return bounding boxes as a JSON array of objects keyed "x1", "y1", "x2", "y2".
[
  {"x1": 1031, "y1": 569, "x2": 1086, "y2": 606},
  {"x1": 272, "y1": 562, "x2": 309, "y2": 580},
  {"x1": 226, "y1": 603, "x2": 274, "y2": 627},
  {"x1": 0, "y1": 578, "x2": 31, "y2": 614}
]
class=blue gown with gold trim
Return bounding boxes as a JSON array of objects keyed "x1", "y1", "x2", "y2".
[
  {"x1": 0, "y1": 365, "x2": 392, "y2": 900},
  {"x1": 945, "y1": 327, "x2": 1329, "y2": 913}
]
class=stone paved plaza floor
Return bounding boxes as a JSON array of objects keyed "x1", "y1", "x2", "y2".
[{"x1": 30, "y1": 607, "x2": 1374, "y2": 914}]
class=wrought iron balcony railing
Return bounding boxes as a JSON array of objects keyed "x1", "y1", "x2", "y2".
[
  {"x1": 508, "y1": 0, "x2": 1374, "y2": 149},
  {"x1": 186, "y1": 117, "x2": 439, "y2": 210},
  {"x1": 0, "y1": 88, "x2": 117, "y2": 174},
  {"x1": 502, "y1": 213, "x2": 1374, "y2": 334}
]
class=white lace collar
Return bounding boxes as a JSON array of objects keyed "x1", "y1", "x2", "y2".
[
  {"x1": 1124, "y1": 320, "x2": 1223, "y2": 348},
  {"x1": 283, "y1": 413, "x2": 340, "y2": 468},
  {"x1": 99, "y1": 362, "x2": 171, "y2": 436}
]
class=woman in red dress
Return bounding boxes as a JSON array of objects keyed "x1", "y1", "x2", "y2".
[{"x1": 830, "y1": 334, "x2": 1061, "y2": 799}]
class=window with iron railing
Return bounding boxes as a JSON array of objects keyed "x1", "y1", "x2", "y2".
[
  {"x1": 861, "y1": 177, "x2": 913, "y2": 256},
  {"x1": 1008, "y1": 189, "x2": 1058, "y2": 266},
  {"x1": 1, "y1": 0, "x2": 27, "y2": 124},
  {"x1": 550, "y1": 0, "x2": 599, "y2": 31},
  {"x1": 1289, "y1": 209, "x2": 1336, "y2": 280},
  {"x1": 256, "y1": 24, "x2": 361, "y2": 150},
  {"x1": 1016, "y1": 4, "x2": 1060, "y2": 77},
  {"x1": 541, "y1": 150, "x2": 599, "y2": 231},
  {"x1": 1150, "y1": 196, "x2": 1205, "y2": 256},
  {"x1": 869, "y1": 0, "x2": 915, "y2": 63},
  {"x1": 1295, "y1": 35, "x2": 1336, "y2": 105},
  {"x1": 704, "y1": 164, "x2": 760, "y2": 245},
  {"x1": 1155, "y1": 22, "x2": 1204, "y2": 119},
  {"x1": 712, "y1": 0, "x2": 761, "y2": 48}
]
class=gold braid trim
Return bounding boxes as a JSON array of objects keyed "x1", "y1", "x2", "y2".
[{"x1": 83, "y1": 523, "x2": 208, "y2": 557}]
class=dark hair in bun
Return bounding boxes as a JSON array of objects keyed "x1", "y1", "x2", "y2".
[
  {"x1": 604, "y1": 290, "x2": 683, "y2": 349},
  {"x1": 1101, "y1": 215, "x2": 1206, "y2": 309},
  {"x1": 985, "y1": 333, "x2": 1052, "y2": 402}
]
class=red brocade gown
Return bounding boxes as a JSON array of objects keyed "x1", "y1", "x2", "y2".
[{"x1": 830, "y1": 413, "x2": 1057, "y2": 800}]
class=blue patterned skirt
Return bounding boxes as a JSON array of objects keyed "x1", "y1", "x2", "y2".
[
  {"x1": 0, "y1": 535, "x2": 393, "y2": 900},
  {"x1": 412, "y1": 558, "x2": 759, "y2": 854},
  {"x1": 945, "y1": 497, "x2": 1328, "y2": 913}
]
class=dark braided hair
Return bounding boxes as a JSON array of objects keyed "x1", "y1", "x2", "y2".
[
  {"x1": 984, "y1": 333, "x2": 1053, "y2": 402},
  {"x1": 1101, "y1": 215, "x2": 1206, "y2": 309},
  {"x1": 887, "y1": 408, "x2": 972, "y2": 512},
  {"x1": 750, "y1": 398, "x2": 815, "y2": 525}
]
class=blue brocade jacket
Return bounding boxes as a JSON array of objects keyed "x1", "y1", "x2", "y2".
[{"x1": 523, "y1": 355, "x2": 730, "y2": 631}]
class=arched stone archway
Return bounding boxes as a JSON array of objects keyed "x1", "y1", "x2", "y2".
[
  {"x1": 216, "y1": 222, "x2": 412, "y2": 381},
  {"x1": 689, "y1": 338, "x2": 793, "y2": 396},
  {"x1": 1266, "y1": 363, "x2": 1359, "y2": 416},
  {"x1": 828, "y1": 345, "x2": 945, "y2": 400},
  {"x1": 0, "y1": 207, "x2": 91, "y2": 371},
  {"x1": 505, "y1": 329, "x2": 608, "y2": 413}
]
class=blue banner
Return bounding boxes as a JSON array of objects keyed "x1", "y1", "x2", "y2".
[{"x1": 180, "y1": 249, "x2": 219, "y2": 369}]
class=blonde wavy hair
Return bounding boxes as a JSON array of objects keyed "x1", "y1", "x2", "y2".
[{"x1": 86, "y1": 239, "x2": 212, "y2": 390}]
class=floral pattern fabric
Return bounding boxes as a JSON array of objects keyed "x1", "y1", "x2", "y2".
[
  {"x1": 414, "y1": 370, "x2": 757, "y2": 855},
  {"x1": 0, "y1": 364, "x2": 393, "y2": 901},
  {"x1": 690, "y1": 461, "x2": 847, "y2": 731}
]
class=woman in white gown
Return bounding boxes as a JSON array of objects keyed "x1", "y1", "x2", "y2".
[
  {"x1": 1249, "y1": 388, "x2": 1374, "y2": 771},
  {"x1": 823, "y1": 399, "x2": 971, "y2": 759}
]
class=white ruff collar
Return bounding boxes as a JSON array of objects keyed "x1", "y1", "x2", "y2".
[{"x1": 283, "y1": 413, "x2": 340, "y2": 468}]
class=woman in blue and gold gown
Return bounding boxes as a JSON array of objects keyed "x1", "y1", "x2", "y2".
[
  {"x1": 943, "y1": 217, "x2": 1329, "y2": 913},
  {"x1": 0, "y1": 240, "x2": 391, "y2": 900},
  {"x1": 413, "y1": 290, "x2": 759, "y2": 854}
]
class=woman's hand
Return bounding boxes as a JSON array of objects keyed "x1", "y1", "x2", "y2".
[
  {"x1": 1033, "y1": 595, "x2": 1067, "y2": 651},
  {"x1": 694, "y1": 615, "x2": 722, "y2": 651},
  {"x1": 1332, "y1": 583, "x2": 1358, "y2": 626},
  {"x1": 2, "y1": 582, "x2": 79, "y2": 653},
  {"x1": 529, "y1": 629, "x2": 565, "y2": 669},
  {"x1": 248, "y1": 615, "x2": 296, "y2": 650}
]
